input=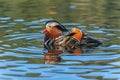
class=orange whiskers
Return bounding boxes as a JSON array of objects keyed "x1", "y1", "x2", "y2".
[{"x1": 71, "y1": 28, "x2": 83, "y2": 42}]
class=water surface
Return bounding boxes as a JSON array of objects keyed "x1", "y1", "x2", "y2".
[{"x1": 0, "y1": 0, "x2": 120, "y2": 80}]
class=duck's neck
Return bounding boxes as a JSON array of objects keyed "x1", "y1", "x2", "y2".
[{"x1": 44, "y1": 28, "x2": 62, "y2": 42}]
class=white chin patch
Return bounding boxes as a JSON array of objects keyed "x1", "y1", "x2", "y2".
[{"x1": 46, "y1": 22, "x2": 59, "y2": 27}]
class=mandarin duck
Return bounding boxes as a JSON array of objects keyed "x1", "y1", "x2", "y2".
[{"x1": 42, "y1": 20, "x2": 101, "y2": 49}]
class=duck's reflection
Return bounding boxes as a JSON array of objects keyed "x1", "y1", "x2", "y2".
[
  {"x1": 43, "y1": 46, "x2": 83, "y2": 64},
  {"x1": 70, "y1": 48, "x2": 83, "y2": 56},
  {"x1": 44, "y1": 50, "x2": 62, "y2": 64}
]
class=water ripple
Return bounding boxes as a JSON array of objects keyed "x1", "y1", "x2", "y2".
[
  {"x1": 0, "y1": 17, "x2": 11, "y2": 21},
  {"x1": 4, "y1": 33, "x2": 43, "y2": 41},
  {"x1": 62, "y1": 55, "x2": 119, "y2": 61},
  {"x1": 0, "y1": 16, "x2": 120, "y2": 80}
]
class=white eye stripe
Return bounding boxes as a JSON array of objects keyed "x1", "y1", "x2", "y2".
[{"x1": 46, "y1": 22, "x2": 59, "y2": 27}]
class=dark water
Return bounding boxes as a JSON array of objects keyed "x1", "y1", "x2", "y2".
[{"x1": 0, "y1": 0, "x2": 120, "y2": 80}]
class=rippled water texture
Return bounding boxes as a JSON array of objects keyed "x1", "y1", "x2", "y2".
[{"x1": 0, "y1": 0, "x2": 120, "y2": 80}]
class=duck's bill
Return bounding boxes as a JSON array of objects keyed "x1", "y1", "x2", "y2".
[{"x1": 40, "y1": 29, "x2": 48, "y2": 34}]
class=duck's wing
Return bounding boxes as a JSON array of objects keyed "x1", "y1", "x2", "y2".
[
  {"x1": 80, "y1": 37, "x2": 102, "y2": 47},
  {"x1": 53, "y1": 36, "x2": 71, "y2": 46},
  {"x1": 53, "y1": 35, "x2": 80, "y2": 48}
]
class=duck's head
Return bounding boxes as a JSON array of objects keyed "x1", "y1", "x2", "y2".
[
  {"x1": 42, "y1": 20, "x2": 68, "y2": 41},
  {"x1": 44, "y1": 20, "x2": 68, "y2": 32},
  {"x1": 68, "y1": 28, "x2": 83, "y2": 42}
]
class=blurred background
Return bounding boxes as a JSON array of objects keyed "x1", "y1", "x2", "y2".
[
  {"x1": 0, "y1": 0, "x2": 120, "y2": 80},
  {"x1": 0, "y1": 0, "x2": 120, "y2": 26}
]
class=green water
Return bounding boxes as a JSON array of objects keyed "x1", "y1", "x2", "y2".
[{"x1": 0, "y1": 0, "x2": 120, "y2": 80}]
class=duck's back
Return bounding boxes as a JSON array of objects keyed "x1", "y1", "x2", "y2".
[{"x1": 53, "y1": 36, "x2": 79, "y2": 48}]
